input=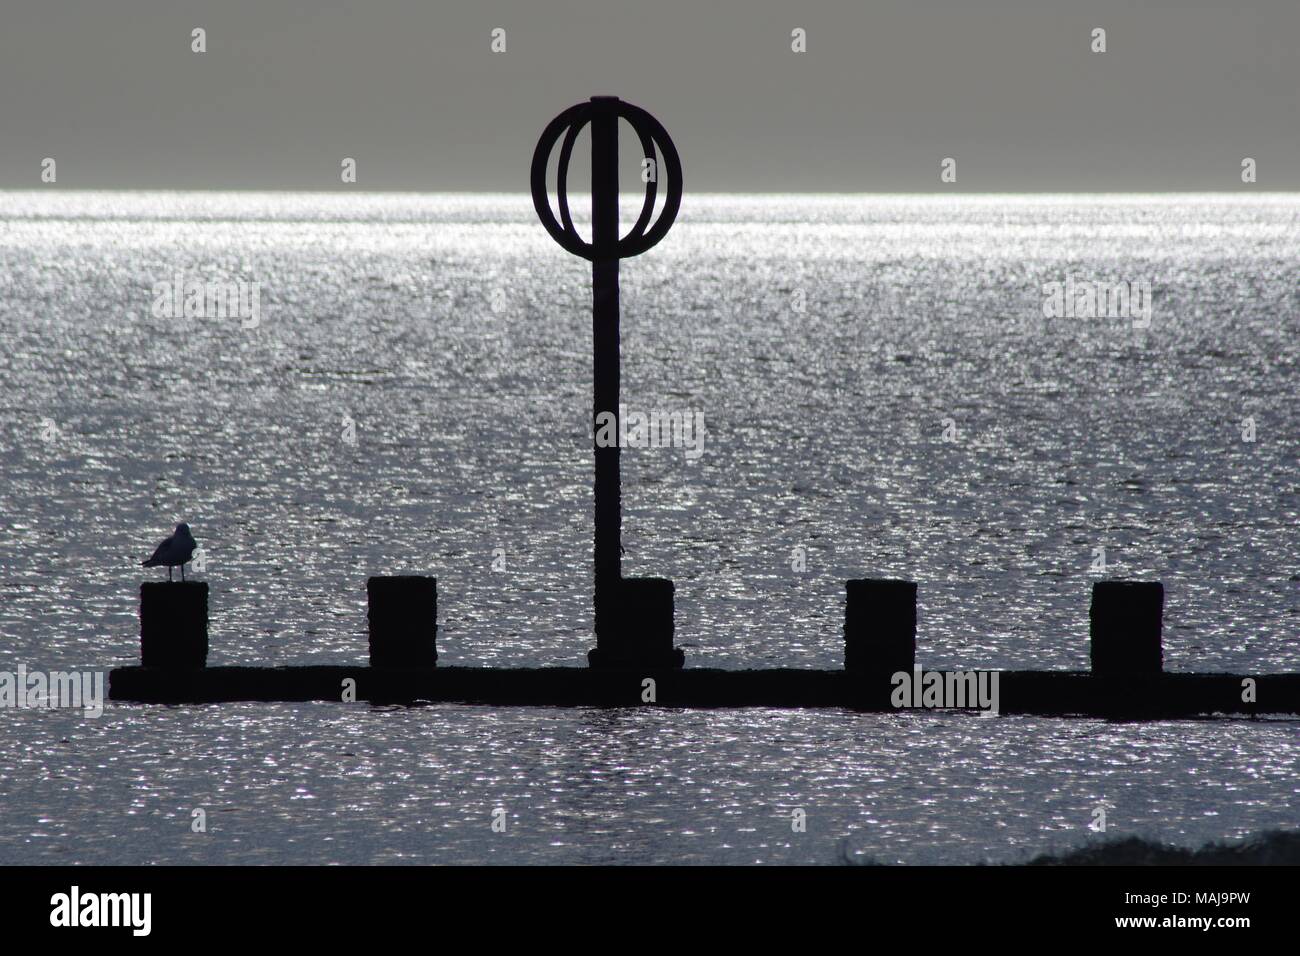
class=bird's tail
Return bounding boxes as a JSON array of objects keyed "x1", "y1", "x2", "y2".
[{"x1": 141, "y1": 558, "x2": 156, "y2": 567}]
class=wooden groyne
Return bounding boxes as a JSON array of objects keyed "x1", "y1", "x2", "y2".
[
  {"x1": 107, "y1": 102, "x2": 1296, "y2": 722},
  {"x1": 107, "y1": 664, "x2": 1300, "y2": 717},
  {"x1": 106, "y1": 575, "x2": 1299, "y2": 717}
]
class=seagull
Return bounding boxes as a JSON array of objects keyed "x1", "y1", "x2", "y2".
[{"x1": 142, "y1": 522, "x2": 198, "y2": 581}]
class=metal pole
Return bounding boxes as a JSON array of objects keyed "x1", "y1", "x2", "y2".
[{"x1": 590, "y1": 96, "x2": 621, "y2": 645}]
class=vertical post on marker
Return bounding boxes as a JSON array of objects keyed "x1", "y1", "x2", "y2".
[{"x1": 590, "y1": 96, "x2": 622, "y2": 646}]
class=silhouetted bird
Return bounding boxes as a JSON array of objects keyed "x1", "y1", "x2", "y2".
[{"x1": 142, "y1": 523, "x2": 198, "y2": 581}]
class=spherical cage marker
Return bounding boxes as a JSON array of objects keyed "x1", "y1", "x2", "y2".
[{"x1": 530, "y1": 98, "x2": 682, "y2": 261}]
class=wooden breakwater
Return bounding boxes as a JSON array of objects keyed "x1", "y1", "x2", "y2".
[
  {"x1": 106, "y1": 575, "x2": 1299, "y2": 718},
  {"x1": 107, "y1": 664, "x2": 1300, "y2": 717}
]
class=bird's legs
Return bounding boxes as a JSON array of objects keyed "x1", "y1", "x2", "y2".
[
  {"x1": 167, "y1": 566, "x2": 173, "y2": 582},
  {"x1": 181, "y1": 562, "x2": 186, "y2": 582}
]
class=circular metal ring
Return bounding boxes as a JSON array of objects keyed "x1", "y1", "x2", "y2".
[{"x1": 530, "y1": 98, "x2": 682, "y2": 261}]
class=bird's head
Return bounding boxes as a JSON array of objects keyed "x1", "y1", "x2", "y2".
[{"x1": 176, "y1": 522, "x2": 192, "y2": 537}]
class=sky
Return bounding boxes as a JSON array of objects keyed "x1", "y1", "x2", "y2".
[{"x1": 0, "y1": 0, "x2": 1296, "y2": 191}]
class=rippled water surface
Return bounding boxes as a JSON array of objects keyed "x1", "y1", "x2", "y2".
[{"x1": 0, "y1": 192, "x2": 1296, "y2": 863}]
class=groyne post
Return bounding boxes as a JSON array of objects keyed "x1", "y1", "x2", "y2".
[
  {"x1": 1090, "y1": 580, "x2": 1163, "y2": 675},
  {"x1": 845, "y1": 579, "x2": 917, "y2": 677},
  {"x1": 367, "y1": 575, "x2": 438, "y2": 667},
  {"x1": 589, "y1": 576, "x2": 683, "y2": 669},
  {"x1": 140, "y1": 581, "x2": 209, "y2": 668}
]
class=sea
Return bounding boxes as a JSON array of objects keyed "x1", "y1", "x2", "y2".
[{"x1": 0, "y1": 191, "x2": 1295, "y2": 864}]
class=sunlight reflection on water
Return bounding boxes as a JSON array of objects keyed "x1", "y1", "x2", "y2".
[{"x1": 0, "y1": 192, "x2": 1296, "y2": 863}]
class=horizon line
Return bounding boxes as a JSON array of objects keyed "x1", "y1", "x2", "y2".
[{"x1": 1, "y1": 187, "x2": 1292, "y2": 196}]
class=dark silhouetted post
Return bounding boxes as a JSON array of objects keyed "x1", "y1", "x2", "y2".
[
  {"x1": 590, "y1": 97, "x2": 621, "y2": 638},
  {"x1": 845, "y1": 579, "x2": 916, "y2": 677},
  {"x1": 367, "y1": 575, "x2": 438, "y2": 667},
  {"x1": 140, "y1": 581, "x2": 208, "y2": 668},
  {"x1": 1090, "y1": 580, "x2": 1163, "y2": 675},
  {"x1": 531, "y1": 96, "x2": 684, "y2": 669},
  {"x1": 617, "y1": 576, "x2": 677, "y2": 662}
]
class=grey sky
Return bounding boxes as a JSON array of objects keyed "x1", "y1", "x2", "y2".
[{"x1": 1, "y1": 0, "x2": 1296, "y2": 191}]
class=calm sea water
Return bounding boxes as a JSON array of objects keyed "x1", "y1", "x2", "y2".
[{"x1": 0, "y1": 192, "x2": 1295, "y2": 864}]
